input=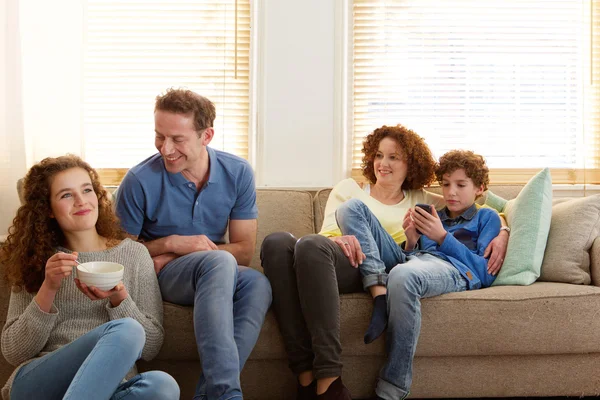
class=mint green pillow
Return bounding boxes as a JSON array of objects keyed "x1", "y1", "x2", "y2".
[
  {"x1": 492, "y1": 168, "x2": 552, "y2": 286},
  {"x1": 484, "y1": 190, "x2": 508, "y2": 212}
]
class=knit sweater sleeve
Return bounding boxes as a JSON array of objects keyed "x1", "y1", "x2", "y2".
[
  {"x1": 1, "y1": 289, "x2": 59, "y2": 366},
  {"x1": 105, "y1": 241, "x2": 164, "y2": 361}
]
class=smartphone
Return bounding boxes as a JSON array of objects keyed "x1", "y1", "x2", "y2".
[{"x1": 414, "y1": 203, "x2": 432, "y2": 234}]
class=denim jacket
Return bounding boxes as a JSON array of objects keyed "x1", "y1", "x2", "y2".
[{"x1": 417, "y1": 204, "x2": 501, "y2": 289}]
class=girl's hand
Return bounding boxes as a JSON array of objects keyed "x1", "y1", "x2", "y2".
[
  {"x1": 329, "y1": 235, "x2": 366, "y2": 268},
  {"x1": 43, "y1": 252, "x2": 79, "y2": 292},
  {"x1": 402, "y1": 210, "x2": 420, "y2": 250},
  {"x1": 412, "y1": 206, "x2": 447, "y2": 245},
  {"x1": 75, "y1": 279, "x2": 128, "y2": 307}
]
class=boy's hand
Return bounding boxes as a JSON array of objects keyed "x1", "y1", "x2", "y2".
[
  {"x1": 412, "y1": 206, "x2": 447, "y2": 245},
  {"x1": 402, "y1": 210, "x2": 420, "y2": 249}
]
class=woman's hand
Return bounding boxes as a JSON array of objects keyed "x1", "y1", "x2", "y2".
[
  {"x1": 402, "y1": 210, "x2": 420, "y2": 250},
  {"x1": 412, "y1": 206, "x2": 447, "y2": 245},
  {"x1": 329, "y1": 235, "x2": 366, "y2": 268},
  {"x1": 75, "y1": 279, "x2": 129, "y2": 307},
  {"x1": 43, "y1": 252, "x2": 79, "y2": 292},
  {"x1": 484, "y1": 230, "x2": 509, "y2": 275}
]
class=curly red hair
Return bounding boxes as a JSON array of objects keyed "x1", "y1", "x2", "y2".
[
  {"x1": 0, "y1": 155, "x2": 126, "y2": 293},
  {"x1": 361, "y1": 124, "x2": 436, "y2": 190}
]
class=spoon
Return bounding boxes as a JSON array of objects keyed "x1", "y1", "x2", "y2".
[
  {"x1": 57, "y1": 251, "x2": 91, "y2": 273},
  {"x1": 73, "y1": 258, "x2": 91, "y2": 273}
]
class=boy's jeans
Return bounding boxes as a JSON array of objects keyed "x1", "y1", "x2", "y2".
[
  {"x1": 11, "y1": 318, "x2": 180, "y2": 400},
  {"x1": 335, "y1": 198, "x2": 407, "y2": 289},
  {"x1": 376, "y1": 254, "x2": 468, "y2": 400},
  {"x1": 158, "y1": 250, "x2": 272, "y2": 400}
]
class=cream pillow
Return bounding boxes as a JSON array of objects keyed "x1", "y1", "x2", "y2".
[
  {"x1": 492, "y1": 168, "x2": 552, "y2": 286},
  {"x1": 538, "y1": 195, "x2": 600, "y2": 284}
]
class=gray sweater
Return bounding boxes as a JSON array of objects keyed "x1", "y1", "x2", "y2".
[{"x1": 1, "y1": 239, "x2": 164, "y2": 399}]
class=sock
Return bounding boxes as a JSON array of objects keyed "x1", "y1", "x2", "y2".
[{"x1": 364, "y1": 294, "x2": 388, "y2": 344}]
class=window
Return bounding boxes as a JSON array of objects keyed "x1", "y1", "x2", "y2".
[
  {"x1": 352, "y1": 0, "x2": 600, "y2": 184},
  {"x1": 84, "y1": 0, "x2": 251, "y2": 185}
]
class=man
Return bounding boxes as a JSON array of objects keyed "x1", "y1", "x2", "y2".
[{"x1": 115, "y1": 88, "x2": 272, "y2": 400}]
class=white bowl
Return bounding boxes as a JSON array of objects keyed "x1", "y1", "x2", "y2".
[{"x1": 76, "y1": 261, "x2": 124, "y2": 291}]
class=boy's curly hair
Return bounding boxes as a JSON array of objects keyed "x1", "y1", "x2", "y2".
[
  {"x1": 0, "y1": 155, "x2": 125, "y2": 293},
  {"x1": 436, "y1": 150, "x2": 489, "y2": 192},
  {"x1": 361, "y1": 124, "x2": 436, "y2": 190}
]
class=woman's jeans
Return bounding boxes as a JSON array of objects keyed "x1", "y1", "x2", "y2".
[
  {"x1": 376, "y1": 254, "x2": 468, "y2": 400},
  {"x1": 335, "y1": 198, "x2": 407, "y2": 290},
  {"x1": 260, "y1": 232, "x2": 363, "y2": 379},
  {"x1": 157, "y1": 250, "x2": 272, "y2": 400},
  {"x1": 10, "y1": 318, "x2": 180, "y2": 400}
]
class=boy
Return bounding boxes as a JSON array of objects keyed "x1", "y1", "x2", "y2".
[{"x1": 372, "y1": 149, "x2": 501, "y2": 400}]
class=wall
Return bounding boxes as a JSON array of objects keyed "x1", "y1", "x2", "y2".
[
  {"x1": 0, "y1": 0, "x2": 27, "y2": 238},
  {"x1": 256, "y1": 0, "x2": 341, "y2": 188}
]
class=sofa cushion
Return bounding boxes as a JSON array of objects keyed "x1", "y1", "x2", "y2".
[
  {"x1": 157, "y1": 282, "x2": 600, "y2": 362},
  {"x1": 539, "y1": 194, "x2": 600, "y2": 284},
  {"x1": 493, "y1": 168, "x2": 552, "y2": 285},
  {"x1": 248, "y1": 189, "x2": 316, "y2": 269},
  {"x1": 314, "y1": 188, "x2": 332, "y2": 232}
]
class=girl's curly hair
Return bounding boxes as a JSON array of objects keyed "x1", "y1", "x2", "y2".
[
  {"x1": 361, "y1": 124, "x2": 436, "y2": 190},
  {"x1": 0, "y1": 155, "x2": 126, "y2": 293},
  {"x1": 436, "y1": 150, "x2": 490, "y2": 193}
]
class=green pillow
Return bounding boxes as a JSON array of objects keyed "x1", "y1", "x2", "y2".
[
  {"x1": 484, "y1": 190, "x2": 508, "y2": 212},
  {"x1": 492, "y1": 168, "x2": 552, "y2": 286}
]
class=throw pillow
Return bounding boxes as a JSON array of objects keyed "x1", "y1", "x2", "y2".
[
  {"x1": 538, "y1": 195, "x2": 600, "y2": 284},
  {"x1": 483, "y1": 189, "x2": 508, "y2": 212},
  {"x1": 492, "y1": 168, "x2": 552, "y2": 286}
]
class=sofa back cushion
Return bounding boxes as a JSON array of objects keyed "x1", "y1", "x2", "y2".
[
  {"x1": 253, "y1": 189, "x2": 315, "y2": 269},
  {"x1": 538, "y1": 195, "x2": 600, "y2": 284},
  {"x1": 314, "y1": 188, "x2": 332, "y2": 232}
]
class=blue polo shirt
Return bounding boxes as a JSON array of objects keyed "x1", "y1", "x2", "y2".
[
  {"x1": 115, "y1": 147, "x2": 258, "y2": 244},
  {"x1": 417, "y1": 204, "x2": 501, "y2": 289}
]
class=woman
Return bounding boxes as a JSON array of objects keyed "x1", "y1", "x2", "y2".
[
  {"x1": 260, "y1": 125, "x2": 508, "y2": 400},
  {"x1": 0, "y1": 155, "x2": 179, "y2": 400}
]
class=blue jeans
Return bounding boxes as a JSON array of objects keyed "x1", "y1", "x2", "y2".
[
  {"x1": 376, "y1": 254, "x2": 468, "y2": 400},
  {"x1": 335, "y1": 198, "x2": 407, "y2": 289},
  {"x1": 158, "y1": 250, "x2": 272, "y2": 400},
  {"x1": 10, "y1": 318, "x2": 180, "y2": 400}
]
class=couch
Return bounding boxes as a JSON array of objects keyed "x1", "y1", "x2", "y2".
[{"x1": 2, "y1": 184, "x2": 600, "y2": 399}]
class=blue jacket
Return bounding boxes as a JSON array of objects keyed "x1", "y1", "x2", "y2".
[{"x1": 417, "y1": 204, "x2": 501, "y2": 289}]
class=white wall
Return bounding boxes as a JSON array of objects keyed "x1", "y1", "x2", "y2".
[
  {"x1": 20, "y1": 0, "x2": 83, "y2": 165},
  {"x1": 0, "y1": 0, "x2": 27, "y2": 237},
  {"x1": 256, "y1": 0, "x2": 340, "y2": 188}
]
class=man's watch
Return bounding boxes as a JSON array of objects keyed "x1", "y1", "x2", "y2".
[{"x1": 500, "y1": 226, "x2": 511, "y2": 234}]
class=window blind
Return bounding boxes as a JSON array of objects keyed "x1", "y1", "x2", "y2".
[
  {"x1": 83, "y1": 0, "x2": 250, "y2": 184},
  {"x1": 352, "y1": 0, "x2": 600, "y2": 184}
]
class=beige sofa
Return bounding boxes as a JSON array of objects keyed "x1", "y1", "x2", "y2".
[{"x1": 2, "y1": 184, "x2": 600, "y2": 399}]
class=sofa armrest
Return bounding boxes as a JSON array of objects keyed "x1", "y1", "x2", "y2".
[{"x1": 592, "y1": 236, "x2": 600, "y2": 287}]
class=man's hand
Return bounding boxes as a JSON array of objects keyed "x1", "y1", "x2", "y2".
[
  {"x1": 152, "y1": 253, "x2": 178, "y2": 274},
  {"x1": 170, "y1": 235, "x2": 218, "y2": 255},
  {"x1": 484, "y1": 230, "x2": 509, "y2": 275}
]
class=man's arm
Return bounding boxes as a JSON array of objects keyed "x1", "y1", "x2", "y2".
[
  {"x1": 125, "y1": 233, "x2": 215, "y2": 273},
  {"x1": 137, "y1": 235, "x2": 217, "y2": 258},
  {"x1": 218, "y1": 219, "x2": 257, "y2": 266}
]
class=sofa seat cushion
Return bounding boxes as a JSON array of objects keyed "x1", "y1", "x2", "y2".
[{"x1": 157, "y1": 282, "x2": 600, "y2": 362}]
